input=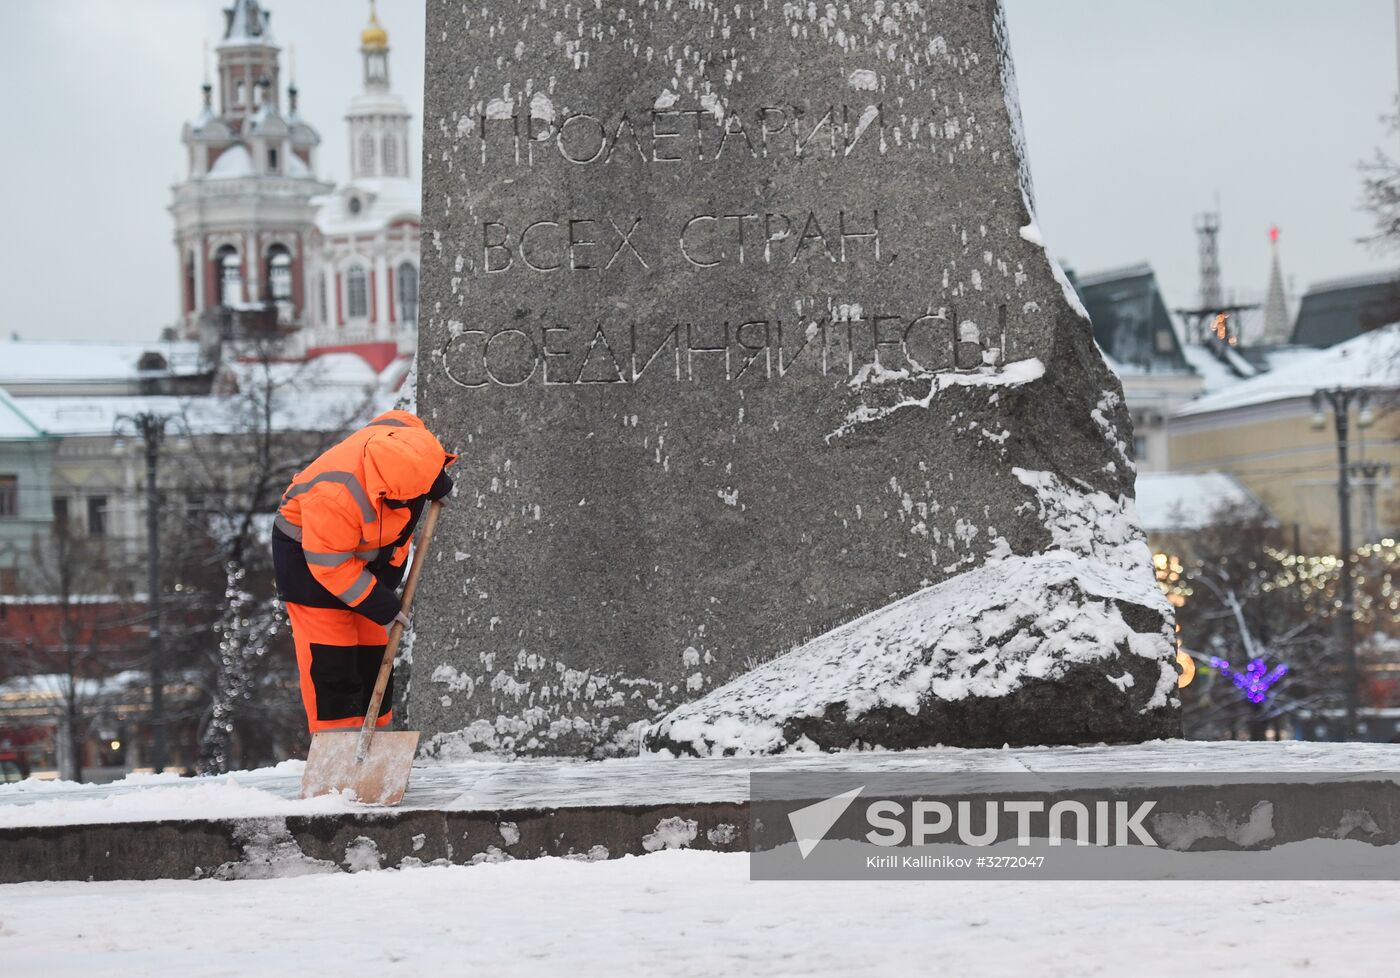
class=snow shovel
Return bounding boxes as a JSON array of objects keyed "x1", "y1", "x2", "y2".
[{"x1": 299, "y1": 500, "x2": 443, "y2": 806}]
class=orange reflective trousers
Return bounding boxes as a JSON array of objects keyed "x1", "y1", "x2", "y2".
[{"x1": 286, "y1": 603, "x2": 394, "y2": 733}]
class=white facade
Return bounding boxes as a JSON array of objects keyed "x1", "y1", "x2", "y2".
[
  {"x1": 170, "y1": 1, "x2": 332, "y2": 341},
  {"x1": 305, "y1": 4, "x2": 421, "y2": 366}
]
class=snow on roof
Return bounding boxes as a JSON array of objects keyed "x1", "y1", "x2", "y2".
[
  {"x1": 346, "y1": 90, "x2": 412, "y2": 118},
  {"x1": 1178, "y1": 343, "x2": 1245, "y2": 396},
  {"x1": 1303, "y1": 269, "x2": 1400, "y2": 296},
  {"x1": 0, "y1": 339, "x2": 202, "y2": 385},
  {"x1": 20, "y1": 355, "x2": 392, "y2": 438},
  {"x1": 1175, "y1": 324, "x2": 1400, "y2": 418},
  {"x1": 208, "y1": 144, "x2": 254, "y2": 179},
  {"x1": 0, "y1": 387, "x2": 48, "y2": 440},
  {"x1": 1133, "y1": 472, "x2": 1264, "y2": 533},
  {"x1": 315, "y1": 178, "x2": 421, "y2": 237},
  {"x1": 1075, "y1": 263, "x2": 1154, "y2": 289}
]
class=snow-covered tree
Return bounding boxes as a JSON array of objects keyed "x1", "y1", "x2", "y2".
[{"x1": 174, "y1": 342, "x2": 372, "y2": 773}]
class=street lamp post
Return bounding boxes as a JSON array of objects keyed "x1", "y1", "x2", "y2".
[
  {"x1": 117, "y1": 412, "x2": 170, "y2": 773},
  {"x1": 1312, "y1": 388, "x2": 1375, "y2": 741}
]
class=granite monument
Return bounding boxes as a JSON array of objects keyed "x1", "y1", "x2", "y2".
[{"x1": 411, "y1": 0, "x2": 1181, "y2": 756}]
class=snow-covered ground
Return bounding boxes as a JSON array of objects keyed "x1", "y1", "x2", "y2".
[
  {"x1": 3, "y1": 740, "x2": 1399, "y2": 828},
  {"x1": 1, "y1": 851, "x2": 1396, "y2": 977},
  {"x1": 4, "y1": 741, "x2": 1400, "y2": 829}
]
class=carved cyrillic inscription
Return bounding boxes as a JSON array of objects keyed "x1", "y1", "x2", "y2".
[
  {"x1": 473, "y1": 209, "x2": 891, "y2": 274},
  {"x1": 469, "y1": 102, "x2": 886, "y2": 167},
  {"x1": 440, "y1": 315, "x2": 1008, "y2": 390}
]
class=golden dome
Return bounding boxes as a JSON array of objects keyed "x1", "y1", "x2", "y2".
[{"x1": 361, "y1": 3, "x2": 388, "y2": 49}]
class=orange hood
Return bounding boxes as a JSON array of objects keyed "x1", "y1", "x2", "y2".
[{"x1": 359, "y1": 411, "x2": 457, "y2": 502}]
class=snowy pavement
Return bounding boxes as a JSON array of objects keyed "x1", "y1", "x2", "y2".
[
  {"x1": 3, "y1": 740, "x2": 1399, "y2": 828},
  {"x1": 2, "y1": 851, "x2": 1398, "y2": 977}
]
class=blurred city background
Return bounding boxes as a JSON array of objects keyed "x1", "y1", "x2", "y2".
[{"x1": 0, "y1": 0, "x2": 1396, "y2": 783}]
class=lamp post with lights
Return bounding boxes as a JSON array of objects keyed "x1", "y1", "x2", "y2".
[{"x1": 1311, "y1": 387, "x2": 1376, "y2": 740}]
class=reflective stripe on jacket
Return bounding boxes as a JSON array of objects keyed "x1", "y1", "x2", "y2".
[{"x1": 273, "y1": 410, "x2": 456, "y2": 624}]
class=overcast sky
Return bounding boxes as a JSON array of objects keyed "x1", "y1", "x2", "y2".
[{"x1": 1, "y1": 0, "x2": 1394, "y2": 342}]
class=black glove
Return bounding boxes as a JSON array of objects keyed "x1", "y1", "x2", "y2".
[{"x1": 427, "y1": 467, "x2": 454, "y2": 502}]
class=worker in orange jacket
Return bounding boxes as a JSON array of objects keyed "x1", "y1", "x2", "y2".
[{"x1": 272, "y1": 410, "x2": 456, "y2": 734}]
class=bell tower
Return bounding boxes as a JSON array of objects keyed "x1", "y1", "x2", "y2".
[
  {"x1": 171, "y1": 0, "x2": 332, "y2": 349},
  {"x1": 348, "y1": 1, "x2": 412, "y2": 180},
  {"x1": 217, "y1": 0, "x2": 280, "y2": 131}
]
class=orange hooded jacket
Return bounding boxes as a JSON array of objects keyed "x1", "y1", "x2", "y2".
[{"x1": 273, "y1": 410, "x2": 456, "y2": 624}]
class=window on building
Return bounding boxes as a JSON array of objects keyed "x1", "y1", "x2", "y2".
[
  {"x1": 318, "y1": 272, "x2": 328, "y2": 325},
  {"x1": 267, "y1": 147, "x2": 279, "y2": 172},
  {"x1": 382, "y1": 136, "x2": 398, "y2": 177},
  {"x1": 396, "y1": 262, "x2": 419, "y2": 325},
  {"x1": 216, "y1": 245, "x2": 242, "y2": 307},
  {"x1": 0, "y1": 475, "x2": 17, "y2": 518},
  {"x1": 52, "y1": 496, "x2": 69, "y2": 526},
  {"x1": 267, "y1": 246, "x2": 293, "y2": 303},
  {"x1": 360, "y1": 135, "x2": 376, "y2": 176},
  {"x1": 348, "y1": 197, "x2": 363, "y2": 216},
  {"x1": 87, "y1": 495, "x2": 108, "y2": 538},
  {"x1": 1133, "y1": 436, "x2": 1148, "y2": 462},
  {"x1": 346, "y1": 266, "x2": 369, "y2": 319},
  {"x1": 0, "y1": 567, "x2": 16, "y2": 596},
  {"x1": 235, "y1": 79, "x2": 246, "y2": 107}
]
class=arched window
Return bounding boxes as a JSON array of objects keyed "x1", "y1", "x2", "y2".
[
  {"x1": 346, "y1": 266, "x2": 368, "y2": 319},
  {"x1": 382, "y1": 136, "x2": 398, "y2": 177},
  {"x1": 215, "y1": 245, "x2": 242, "y2": 307},
  {"x1": 359, "y1": 134, "x2": 376, "y2": 176},
  {"x1": 396, "y1": 262, "x2": 418, "y2": 325},
  {"x1": 266, "y1": 246, "x2": 293, "y2": 303}
]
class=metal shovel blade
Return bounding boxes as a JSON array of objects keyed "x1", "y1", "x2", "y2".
[{"x1": 299, "y1": 730, "x2": 421, "y2": 806}]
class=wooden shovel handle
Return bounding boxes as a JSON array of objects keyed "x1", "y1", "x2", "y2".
[{"x1": 356, "y1": 500, "x2": 444, "y2": 760}]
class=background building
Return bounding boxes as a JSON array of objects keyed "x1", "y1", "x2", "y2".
[
  {"x1": 1169, "y1": 325, "x2": 1400, "y2": 552},
  {"x1": 305, "y1": 2, "x2": 421, "y2": 372},
  {"x1": 1074, "y1": 264, "x2": 1203, "y2": 471},
  {"x1": 171, "y1": 0, "x2": 332, "y2": 352},
  {"x1": 169, "y1": 0, "x2": 420, "y2": 376}
]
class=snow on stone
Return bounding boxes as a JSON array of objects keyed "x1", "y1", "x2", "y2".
[
  {"x1": 3, "y1": 742, "x2": 1399, "y2": 830},
  {"x1": 847, "y1": 68, "x2": 879, "y2": 91},
  {"x1": 0, "y1": 772, "x2": 351, "y2": 829},
  {"x1": 647, "y1": 469, "x2": 1173, "y2": 757},
  {"x1": 831, "y1": 357, "x2": 1046, "y2": 439},
  {"x1": 641, "y1": 816, "x2": 697, "y2": 851}
]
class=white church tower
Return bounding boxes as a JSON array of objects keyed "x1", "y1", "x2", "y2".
[
  {"x1": 170, "y1": 0, "x2": 332, "y2": 348},
  {"x1": 305, "y1": 1, "x2": 421, "y2": 372}
]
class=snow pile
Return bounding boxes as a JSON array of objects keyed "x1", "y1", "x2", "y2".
[
  {"x1": 646, "y1": 471, "x2": 1176, "y2": 757},
  {"x1": 0, "y1": 764, "x2": 358, "y2": 829}
]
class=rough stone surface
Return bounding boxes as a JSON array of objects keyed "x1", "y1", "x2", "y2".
[{"x1": 413, "y1": 0, "x2": 1180, "y2": 756}]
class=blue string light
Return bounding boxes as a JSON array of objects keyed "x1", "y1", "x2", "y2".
[{"x1": 1208, "y1": 657, "x2": 1289, "y2": 705}]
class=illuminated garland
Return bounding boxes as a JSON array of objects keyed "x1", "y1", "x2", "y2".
[{"x1": 1207, "y1": 657, "x2": 1289, "y2": 705}]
